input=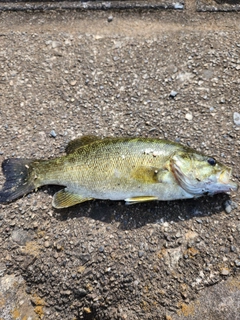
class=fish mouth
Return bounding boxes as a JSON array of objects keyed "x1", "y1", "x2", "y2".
[
  {"x1": 171, "y1": 162, "x2": 238, "y2": 196},
  {"x1": 214, "y1": 169, "x2": 239, "y2": 194}
]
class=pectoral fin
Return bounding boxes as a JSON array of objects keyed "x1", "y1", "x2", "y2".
[
  {"x1": 125, "y1": 196, "x2": 158, "y2": 205},
  {"x1": 52, "y1": 188, "x2": 93, "y2": 208},
  {"x1": 131, "y1": 166, "x2": 170, "y2": 184},
  {"x1": 66, "y1": 135, "x2": 101, "y2": 154},
  {"x1": 131, "y1": 166, "x2": 160, "y2": 184}
]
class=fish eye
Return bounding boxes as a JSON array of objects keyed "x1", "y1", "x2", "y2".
[{"x1": 207, "y1": 158, "x2": 216, "y2": 166}]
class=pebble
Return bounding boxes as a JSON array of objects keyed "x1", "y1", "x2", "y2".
[
  {"x1": 32, "y1": 222, "x2": 38, "y2": 229},
  {"x1": 224, "y1": 200, "x2": 232, "y2": 214},
  {"x1": 52, "y1": 41, "x2": 61, "y2": 48},
  {"x1": 221, "y1": 268, "x2": 229, "y2": 276},
  {"x1": 185, "y1": 113, "x2": 193, "y2": 121},
  {"x1": 223, "y1": 200, "x2": 238, "y2": 214},
  {"x1": 11, "y1": 229, "x2": 30, "y2": 246},
  {"x1": 108, "y1": 15, "x2": 113, "y2": 22},
  {"x1": 70, "y1": 80, "x2": 77, "y2": 86},
  {"x1": 230, "y1": 245, "x2": 237, "y2": 252},
  {"x1": 50, "y1": 130, "x2": 57, "y2": 138},
  {"x1": 53, "y1": 252, "x2": 58, "y2": 259},
  {"x1": 138, "y1": 251, "x2": 144, "y2": 258},
  {"x1": 75, "y1": 288, "x2": 87, "y2": 297},
  {"x1": 169, "y1": 90, "x2": 178, "y2": 98},
  {"x1": 99, "y1": 246, "x2": 105, "y2": 253},
  {"x1": 234, "y1": 260, "x2": 240, "y2": 267},
  {"x1": 233, "y1": 112, "x2": 240, "y2": 126},
  {"x1": 44, "y1": 241, "x2": 50, "y2": 248}
]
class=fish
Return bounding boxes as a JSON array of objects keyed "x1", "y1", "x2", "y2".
[{"x1": 0, "y1": 136, "x2": 238, "y2": 208}]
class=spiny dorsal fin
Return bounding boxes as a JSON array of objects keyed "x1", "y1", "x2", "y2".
[
  {"x1": 52, "y1": 188, "x2": 93, "y2": 209},
  {"x1": 66, "y1": 135, "x2": 101, "y2": 154}
]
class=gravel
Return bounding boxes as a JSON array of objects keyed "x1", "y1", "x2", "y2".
[{"x1": 0, "y1": 9, "x2": 239, "y2": 320}]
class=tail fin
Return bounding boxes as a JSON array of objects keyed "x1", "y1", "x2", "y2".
[{"x1": 0, "y1": 158, "x2": 36, "y2": 203}]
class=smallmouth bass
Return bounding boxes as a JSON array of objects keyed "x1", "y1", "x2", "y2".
[{"x1": 0, "y1": 136, "x2": 238, "y2": 208}]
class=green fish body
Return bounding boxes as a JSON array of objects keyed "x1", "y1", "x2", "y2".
[{"x1": 0, "y1": 136, "x2": 238, "y2": 208}]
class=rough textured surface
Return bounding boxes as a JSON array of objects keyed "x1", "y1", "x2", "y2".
[
  {"x1": 197, "y1": 0, "x2": 240, "y2": 12},
  {"x1": 0, "y1": 0, "x2": 185, "y2": 12},
  {"x1": 0, "y1": 9, "x2": 240, "y2": 320}
]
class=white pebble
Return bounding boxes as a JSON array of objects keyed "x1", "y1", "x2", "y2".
[
  {"x1": 233, "y1": 112, "x2": 240, "y2": 126},
  {"x1": 185, "y1": 113, "x2": 193, "y2": 121}
]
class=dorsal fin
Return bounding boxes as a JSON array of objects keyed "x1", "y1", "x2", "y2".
[{"x1": 65, "y1": 135, "x2": 101, "y2": 154}]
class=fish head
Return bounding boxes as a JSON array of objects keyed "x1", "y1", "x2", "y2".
[{"x1": 170, "y1": 151, "x2": 238, "y2": 196}]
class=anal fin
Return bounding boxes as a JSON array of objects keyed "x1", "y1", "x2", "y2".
[
  {"x1": 52, "y1": 188, "x2": 93, "y2": 208},
  {"x1": 125, "y1": 196, "x2": 158, "y2": 205}
]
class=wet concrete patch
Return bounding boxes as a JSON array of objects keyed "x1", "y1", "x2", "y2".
[
  {"x1": 197, "y1": 0, "x2": 240, "y2": 11},
  {"x1": 0, "y1": 0, "x2": 184, "y2": 12}
]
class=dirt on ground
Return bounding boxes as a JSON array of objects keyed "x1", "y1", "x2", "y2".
[{"x1": 0, "y1": 6, "x2": 240, "y2": 320}]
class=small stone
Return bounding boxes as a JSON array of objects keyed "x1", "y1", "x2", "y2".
[
  {"x1": 223, "y1": 200, "x2": 235, "y2": 214},
  {"x1": 230, "y1": 245, "x2": 237, "y2": 252},
  {"x1": 74, "y1": 288, "x2": 87, "y2": 297},
  {"x1": 224, "y1": 203, "x2": 232, "y2": 214},
  {"x1": 44, "y1": 241, "x2": 50, "y2": 248},
  {"x1": 169, "y1": 90, "x2": 178, "y2": 98},
  {"x1": 70, "y1": 80, "x2": 77, "y2": 86},
  {"x1": 221, "y1": 268, "x2": 229, "y2": 276},
  {"x1": 233, "y1": 112, "x2": 240, "y2": 126},
  {"x1": 52, "y1": 41, "x2": 61, "y2": 48},
  {"x1": 83, "y1": 307, "x2": 91, "y2": 314},
  {"x1": 11, "y1": 229, "x2": 30, "y2": 246},
  {"x1": 99, "y1": 246, "x2": 104, "y2": 253},
  {"x1": 53, "y1": 252, "x2": 58, "y2": 259},
  {"x1": 220, "y1": 98, "x2": 225, "y2": 104},
  {"x1": 234, "y1": 260, "x2": 240, "y2": 267},
  {"x1": 108, "y1": 15, "x2": 113, "y2": 22},
  {"x1": 32, "y1": 222, "x2": 38, "y2": 229},
  {"x1": 50, "y1": 130, "x2": 57, "y2": 138},
  {"x1": 185, "y1": 113, "x2": 193, "y2": 121},
  {"x1": 65, "y1": 290, "x2": 71, "y2": 295},
  {"x1": 138, "y1": 251, "x2": 144, "y2": 258}
]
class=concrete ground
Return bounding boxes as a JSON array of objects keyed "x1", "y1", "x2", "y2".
[{"x1": 0, "y1": 5, "x2": 240, "y2": 320}]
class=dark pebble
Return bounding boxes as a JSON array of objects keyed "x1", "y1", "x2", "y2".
[{"x1": 99, "y1": 246, "x2": 105, "y2": 253}]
